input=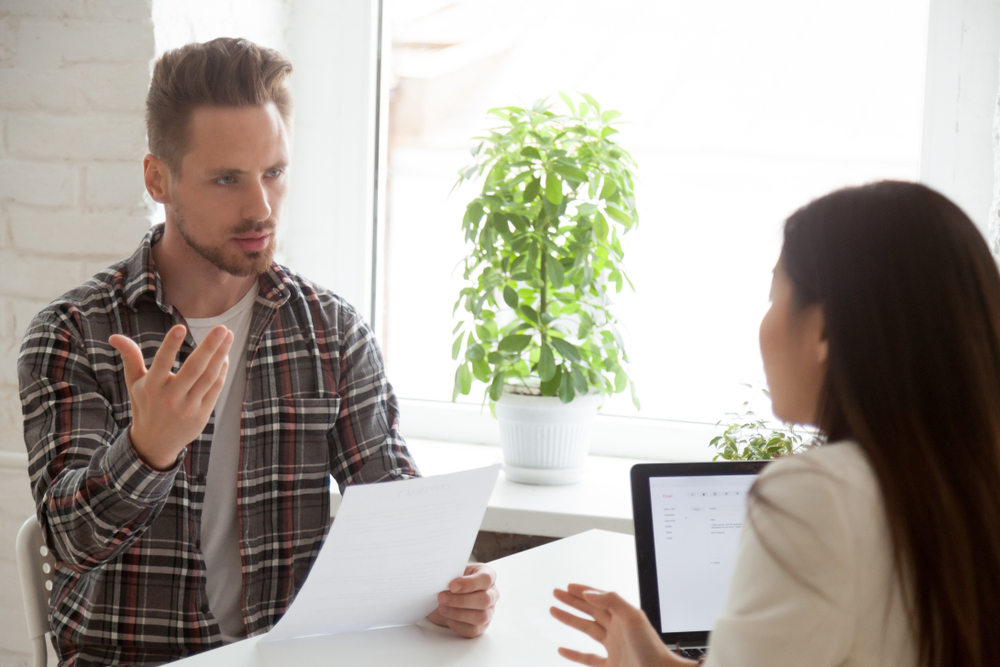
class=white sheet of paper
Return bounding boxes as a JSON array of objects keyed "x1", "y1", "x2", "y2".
[{"x1": 262, "y1": 464, "x2": 501, "y2": 642}]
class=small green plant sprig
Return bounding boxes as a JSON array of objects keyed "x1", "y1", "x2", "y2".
[
  {"x1": 451, "y1": 93, "x2": 640, "y2": 407},
  {"x1": 710, "y1": 386, "x2": 811, "y2": 461}
]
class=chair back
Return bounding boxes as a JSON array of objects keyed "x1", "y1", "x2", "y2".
[{"x1": 16, "y1": 516, "x2": 55, "y2": 667}]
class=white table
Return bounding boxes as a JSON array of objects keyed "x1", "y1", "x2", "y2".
[
  {"x1": 333, "y1": 440, "x2": 645, "y2": 537},
  {"x1": 170, "y1": 530, "x2": 639, "y2": 666}
]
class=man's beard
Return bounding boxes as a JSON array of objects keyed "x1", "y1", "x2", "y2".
[{"x1": 174, "y1": 207, "x2": 276, "y2": 277}]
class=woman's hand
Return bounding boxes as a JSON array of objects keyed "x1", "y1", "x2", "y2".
[{"x1": 551, "y1": 584, "x2": 697, "y2": 667}]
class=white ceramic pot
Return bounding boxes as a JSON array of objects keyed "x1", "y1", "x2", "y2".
[{"x1": 495, "y1": 391, "x2": 602, "y2": 485}]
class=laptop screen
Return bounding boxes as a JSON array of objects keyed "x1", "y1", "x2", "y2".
[
  {"x1": 648, "y1": 474, "x2": 757, "y2": 633},
  {"x1": 630, "y1": 461, "x2": 768, "y2": 645}
]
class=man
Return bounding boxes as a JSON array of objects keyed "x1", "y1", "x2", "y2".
[{"x1": 18, "y1": 38, "x2": 497, "y2": 666}]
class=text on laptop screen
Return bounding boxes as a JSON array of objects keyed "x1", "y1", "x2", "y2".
[{"x1": 649, "y1": 474, "x2": 758, "y2": 633}]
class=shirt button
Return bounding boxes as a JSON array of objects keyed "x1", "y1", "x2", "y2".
[
  {"x1": 201, "y1": 604, "x2": 210, "y2": 614},
  {"x1": 195, "y1": 539, "x2": 202, "y2": 550},
  {"x1": 197, "y1": 474, "x2": 206, "y2": 484}
]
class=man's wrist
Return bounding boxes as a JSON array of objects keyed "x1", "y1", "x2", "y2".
[{"x1": 127, "y1": 425, "x2": 185, "y2": 472}]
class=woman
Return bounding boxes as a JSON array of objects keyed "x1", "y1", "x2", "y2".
[{"x1": 551, "y1": 181, "x2": 1000, "y2": 667}]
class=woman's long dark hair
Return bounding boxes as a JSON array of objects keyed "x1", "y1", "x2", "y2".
[{"x1": 779, "y1": 181, "x2": 1000, "y2": 667}]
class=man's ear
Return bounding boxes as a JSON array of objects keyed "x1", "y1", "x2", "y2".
[{"x1": 143, "y1": 154, "x2": 172, "y2": 204}]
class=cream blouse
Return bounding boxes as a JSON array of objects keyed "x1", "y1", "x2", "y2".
[{"x1": 705, "y1": 442, "x2": 918, "y2": 667}]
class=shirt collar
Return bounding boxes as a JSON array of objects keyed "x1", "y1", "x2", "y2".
[{"x1": 123, "y1": 223, "x2": 293, "y2": 313}]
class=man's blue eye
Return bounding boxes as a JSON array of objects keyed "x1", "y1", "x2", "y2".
[
  {"x1": 267, "y1": 169, "x2": 283, "y2": 178},
  {"x1": 217, "y1": 176, "x2": 235, "y2": 185}
]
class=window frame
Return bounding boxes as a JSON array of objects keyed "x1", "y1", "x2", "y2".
[{"x1": 299, "y1": 0, "x2": 999, "y2": 461}]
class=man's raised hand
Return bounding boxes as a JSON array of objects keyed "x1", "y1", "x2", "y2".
[{"x1": 109, "y1": 324, "x2": 233, "y2": 470}]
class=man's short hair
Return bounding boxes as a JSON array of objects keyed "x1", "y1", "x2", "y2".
[{"x1": 146, "y1": 37, "x2": 293, "y2": 175}]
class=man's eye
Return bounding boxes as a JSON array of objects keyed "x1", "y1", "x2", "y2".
[
  {"x1": 216, "y1": 176, "x2": 235, "y2": 185},
  {"x1": 266, "y1": 169, "x2": 283, "y2": 178}
]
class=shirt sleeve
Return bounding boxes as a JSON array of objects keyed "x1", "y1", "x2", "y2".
[
  {"x1": 704, "y1": 452, "x2": 856, "y2": 667},
  {"x1": 18, "y1": 313, "x2": 181, "y2": 572},
  {"x1": 328, "y1": 305, "x2": 420, "y2": 491}
]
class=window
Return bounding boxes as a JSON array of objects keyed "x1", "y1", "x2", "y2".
[{"x1": 376, "y1": 0, "x2": 928, "y2": 450}]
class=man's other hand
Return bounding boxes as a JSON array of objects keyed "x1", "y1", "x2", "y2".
[
  {"x1": 428, "y1": 563, "x2": 499, "y2": 638},
  {"x1": 109, "y1": 324, "x2": 233, "y2": 470}
]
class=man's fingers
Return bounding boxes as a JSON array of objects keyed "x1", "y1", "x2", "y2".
[
  {"x1": 108, "y1": 334, "x2": 147, "y2": 387},
  {"x1": 199, "y1": 358, "x2": 229, "y2": 410},
  {"x1": 550, "y1": 606, "x2": 605, "y2": 642},
  {"x1": 449, "y1": 563, "x2": 496, "y2": 594},
  {"x1": 439, "y1": 615, "x2": 486, "y2": 639},
  {"x1": 188, "y1": 333, "x2": 233, "y2": 401},
  {"x1": 172, "y1": 326, "x2": 230, "y2": 392},
  {"x1": 437, "y1": 587, "x2": 498, "y2": 610},
  {"x1": 556, "y1": 647, "x2": 605, "y2": 666},
  {"x1": 146, "y1": 325, "x2": 187, "y2": 384},
  {"x1": 434, "y1": 604, "x2": 493, "y2": 628}
]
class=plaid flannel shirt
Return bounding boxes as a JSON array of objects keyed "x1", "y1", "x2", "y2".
[{"x1": 18, "y1": 224, "x2": 419, "y2": 666}]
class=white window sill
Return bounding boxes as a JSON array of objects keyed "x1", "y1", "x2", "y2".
[{"x1": 331, "y1": 439, "x2": 648, "y2": 538}]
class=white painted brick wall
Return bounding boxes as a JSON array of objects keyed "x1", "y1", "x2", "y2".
[{"x1": 0, "y1": 1, "x2": 155, "y2": 662}]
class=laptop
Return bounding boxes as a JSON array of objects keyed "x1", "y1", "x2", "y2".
[{"x1": 630, "y1": 461, "x2": 769, "y2": 658}]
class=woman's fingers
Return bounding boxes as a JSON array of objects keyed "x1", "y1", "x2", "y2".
[
  {"x1": 554, "y1": 587, "x2": 610, "y2": 626},
  {"x1": 550, "y1": 605, "x2": 605, "y2": 643},
  {"x1": 557, "y1": 646, "x2": 606, "y2": 666}
]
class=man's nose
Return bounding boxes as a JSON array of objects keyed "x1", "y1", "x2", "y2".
[{"x1": 243, "y1": 181, "x2": 272, "y2": 221}]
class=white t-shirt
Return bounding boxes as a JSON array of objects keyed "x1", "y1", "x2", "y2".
[
  {"x1": 185, "y1": 284, "x2": 258, "y2": 643},
  {"x1": 706, "y1": 442, "x2": 917, "y2": 667}
]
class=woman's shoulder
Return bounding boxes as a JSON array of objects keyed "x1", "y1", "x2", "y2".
[{"x1": 760, "y1": 440, "x2": 877, "y2": 495}]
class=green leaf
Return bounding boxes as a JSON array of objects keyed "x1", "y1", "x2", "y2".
[
  {"x1": 489, "y1": 371, "x2": 505, "y2": 401},
  {"x1": 614, "y1": 368, "x2": 627, "y2": 393},
  {"x1": 545, "y1": 172, "x2": 563, "y2": 205},
  {"x1": 523, "y1": 176, "x2": 541, "y2": 203},
  {"x1": 520, "y1": 305, "x2": 539, "y2": 324},
  {"x1": 452, "y1": 334, "x2": 464, "y2": 361},
  {"x1": 520, "y1": 146, "x2": 542, "y2": 160},
  {"x1": 550, "y1": 337, "x2": 582, "y2": 362},
  {"x1": 601, "y1": 109, "x2": 623, "y2": 123},
  {"x1": 498, "y1": 334, "x2": 532, "y2": 353},
  {"x1": 559, "y1": 367, "x2": 576, "y2": 403},
  {"x1": 558, "y1": 91, "x2": 576, "y2": 115},
  {"x1": 546, "y1": 256, "x2": 565, "y2": 287},
  {"x1": 577, "y1": 203, "x2": 597, "y2": 215},
  {"x1": 487, "y1": 351, "x2": 503, "y2": 364},
  {"x1": 538, "y1": 343, "x2": 556, "y2": 381},
  {"x1": 580, "y1": 93, "x2": 601, "y2": 114},
  {"x1": 460, "y1": 363, "x2": 473, "y2": 394},
  {"x1": 452, "y1": 321, "x2": 464, "y2": 335},
  {"x1": 540, "y1": 364, "x2": 562, "y2": 396},
  {"x1": 452, "y1": 366, "x2": 463, "y2": 401},
  {"x1": 465, "y1": 344, "x2": 486, "y2": 361},
  {"x1": 503, "y1": 285, "x2": 519, "y2": 309},
  {"x1": 472, "y1": 359, "x2": 491, "y2": 382},
  {"x1": 594, "y1": 210, "x2": 609, "y2": 241},
  {"x1": 599, "y1": 179, "x2": 618, "y2": 201},
  {"x1": 553, "y1": 164, "x2": 589, "y2": 184},
  {"x1": 572, "y1": 365, "x2": 588, "y2": 393},
  {"x1": 630, "y1": 378, "x2": 641, "y2": 411},
  {"x1": 605, "y1": 203, "x2": 633, "y2": 227}
]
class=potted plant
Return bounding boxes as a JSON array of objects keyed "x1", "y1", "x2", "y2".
[
  {"x1": 709, "y1": 385, "x2": 813, "y2": 461},
  {"x1": 451, "y1": 93, "x2": 640, "y2": 484}
]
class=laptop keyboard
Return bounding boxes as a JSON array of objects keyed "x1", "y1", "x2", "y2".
[{"x1": 675, "y1": 647, "x2": 708, "y2": 659}]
